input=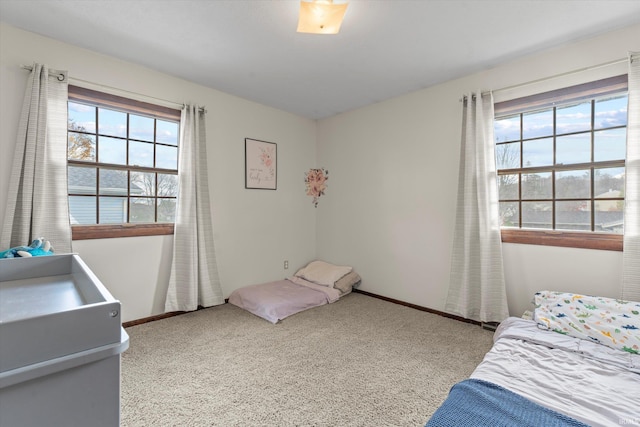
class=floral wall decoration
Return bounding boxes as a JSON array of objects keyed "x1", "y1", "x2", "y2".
[
  {"x1": 305, "y1": 168, "x2": 329, "y2": 207},
  {"x1": 245, "y1": 138, "x2": 277, "y2": 190}
]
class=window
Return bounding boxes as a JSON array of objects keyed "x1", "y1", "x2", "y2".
[
  {"x1": 494, "y1": 75, "x2": 627, "y2": 251},
  {"x1": 67, "y1": 86, "x2": 181, "y2": 239}
]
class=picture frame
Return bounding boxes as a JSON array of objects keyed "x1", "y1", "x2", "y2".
[{"x1": 245, "y1": 138, "x2": 277, "y2": 190}]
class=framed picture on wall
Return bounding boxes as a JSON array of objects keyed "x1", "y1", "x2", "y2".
[{"x1": 245, "y1": 138, "x2": 277, "y2": 190}]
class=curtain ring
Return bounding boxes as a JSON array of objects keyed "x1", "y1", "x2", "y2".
[{"x1": 57, "y1": 73, "x2": 65, "y2": 82}]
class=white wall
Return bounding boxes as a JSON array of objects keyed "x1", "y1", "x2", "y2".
[
  {"x1": 316, "y1": 24, "x2": 639, "y2": 318},
  {"x1": 0, "y1": 23, "x2": 318, "y2": 322}
]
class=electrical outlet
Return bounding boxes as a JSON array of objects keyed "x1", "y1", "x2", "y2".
[{"x1": 284, "y1": 260, "x2": 289, "y2": 269}]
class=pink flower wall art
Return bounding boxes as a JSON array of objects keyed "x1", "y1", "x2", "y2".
[
  {"x1": 305, "y1": 168, "x2": 329, "y2": 207},
  {"x1": 245, "y1": 138, "x2": 277, "y2": 190},
  {"x1": 260, "y1": 148, "x2": 274, "y2": 170}
]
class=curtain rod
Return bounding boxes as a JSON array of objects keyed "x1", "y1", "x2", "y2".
[
  {"x1": 460, "y1": 57, "x2": 628, "y2": 102},
  {"x1": 20, "y1": 64, "x2": 206, "y2": 113}
]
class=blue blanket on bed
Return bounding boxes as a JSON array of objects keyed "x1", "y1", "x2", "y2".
[{"x1": 426, "y1": 379, "x2": 589, "y2": 427}]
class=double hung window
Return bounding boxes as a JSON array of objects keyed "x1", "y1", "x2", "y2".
[
  {"x1": 67, "y1": 86, "x2": 181, "y2": 239},
  {"x1": 494, "y1": 75, "x2": 628, "y2": 250}
]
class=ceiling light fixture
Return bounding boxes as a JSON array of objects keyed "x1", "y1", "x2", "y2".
[{"x1": 297, "y1": 0, "x2": 349, "y2": 35}]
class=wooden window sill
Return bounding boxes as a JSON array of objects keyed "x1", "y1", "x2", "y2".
[
  {"x1": 501, "y1": 229, "x2": 622, "y2": 251},
  {"x1": 72, "y1": 223, "x2": 174, "y2": 240}
]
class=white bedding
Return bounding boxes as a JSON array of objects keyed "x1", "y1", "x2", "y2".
[{"x1": 470, "y1": 317, "x2": 640, "y2": 427}]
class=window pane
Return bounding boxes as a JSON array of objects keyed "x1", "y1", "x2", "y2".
[
  {"x1": 556, "y1": 133, "x2": 591, "y2": 165},
  {"x1": 130, "y1": 171, "x2": 155, "y2": 197},
  {"x1": 498, "y1": 174, "x2": 519, "y2": 200},
  {"x1": 69, "y1": 196, "x2": 96, "y2": 225},
  {"x1": 158, "y1": 198, "x2": 177, "y2": 223},
  {"x1": 158, "y1": 173, "x2": 178, "y2": 197},
  {"x1": 595, "y1": 167, "x2": 625, "y2": 198},
  {"x1": 594, "y1": 128, "x2": 626, "y2": 162},
  {"x1": 156, "y1": 145, "x2": 178, "y2": 169},
  {"x1": 522, "y1": 172, "x2": 551, "y2": 199},
  {"x1": 157, "y1": 120, "x2": 179, "y2": 145},
  {"x1": 556, "y1": 102, "x2": 591, "y2": 135},
  {"x1": 99, "y1": 169, "x2": 128, "y2": 196},
  {"x1": 495, "y1": 115, "x2": 520, "y2": 143},
  {"x1": 556, "y1": 170, "x2": 590, "y2": 199},
  {"x1": 594, "y1": 95, "x2": 627, "y2": 130},
  {"x1": 523, "y1": 109, "x2": 553, "y2": 139},
  {"x1": 129, "y1": 141, "x2": 154, "y2": 167},
  {"x1": 496, "y1": 142, "x2": 520, "y2": 169},
  {"x1": 522, "y1": 201, "x2": 552, "y2": 229},
  {"x1": 68, "y1": 102, "x2": 96, "y2": 133},
  {"x1": 98, "y1": 136, "x2": 126, "y2": 165},
  {"x1": 130, "y1": 198, "x2": 155, "y2": 223},
  {"x1": 595, "y1": 200, "x2": 623, "y2": 234},
  {"x1": 499, "y1": 202, "x2": 519, "y2": 228},
  {"x1": 523, "y1": 137, "x2": 553, "y2": 167},
  {"x1": 129, "y1": 114, "x2": 155, "y2": 142},
  {"x1": 68, "y1": 166, "x2": 96, "y2": 195},
  {"x1": 98, "y1": 108, "x2": 126, "y2": 137},
  {"x1": 68, "y1": 132, "x2": 96, "y2": 161},
  {"x1": 99, "y1": 197, "x2": 128, "y2": 223},
  {"x1": 556, "y1": 201, "x2": 591, "y2": 231}
]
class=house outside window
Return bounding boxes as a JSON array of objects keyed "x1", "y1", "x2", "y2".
[
  {"x1": 494, "y1": 75, "x2": 628, "y2": 251},
  {"x1": 67, "y1": 86, "x2": 181, "y2": 239}
]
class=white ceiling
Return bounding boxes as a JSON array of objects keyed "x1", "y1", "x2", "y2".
[{"x1": 1, "y1": 0, "x2": 640, "y2": 119}]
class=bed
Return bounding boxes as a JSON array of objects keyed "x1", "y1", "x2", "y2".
[
  {"x1": 228, "y1": 260, "x2": 361, "y2": 323},
  {"x1": 427, "y1": 291, "x2": 640, "y2": 427}
]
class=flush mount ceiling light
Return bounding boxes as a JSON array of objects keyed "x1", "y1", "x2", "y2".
[{"x1": 297, "y1": 0, "x2": 349, "y2": 35}]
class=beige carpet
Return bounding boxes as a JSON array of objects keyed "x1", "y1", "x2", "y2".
[{"x1": 121, "y1": 292, "x2": 494, "y2": 426}]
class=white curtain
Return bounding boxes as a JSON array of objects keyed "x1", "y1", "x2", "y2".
[
  {"x1": 165, "y1": 105, "x2": 224, "y2": 312},
  {"x1": 1, "y1": 64, "x2": 72, "y2": 253},
  {"x1": 446, "y1": 92, "x2": 509, "y2": 323},
  {"x1": 623, "y1": 52, "x2": 640, "y2": 302}
]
